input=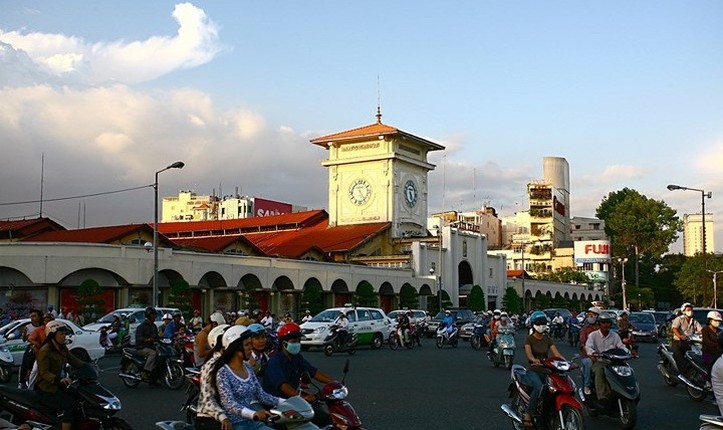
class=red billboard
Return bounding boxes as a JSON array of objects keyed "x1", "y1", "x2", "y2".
[{"x1": 253, "y1": 197, "x2": 292, "y2": 217}]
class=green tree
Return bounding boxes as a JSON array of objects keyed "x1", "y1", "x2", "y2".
[
  {"x1": 468, "y1": 285, "x2": 486, "y2": 312},
  {"x1": 301, "y1": 284, "x2": 324, "y2": 315},
  {"x1": 355, "y1": 282, "x2": 377, "y2": 307},
  {"x1": 502, "y1": 287, "x2": 523, "y2": 315},
  {"x1": 675, "y1": 254, "x2": 723, "y2": 307},
  {"x1": 536, "y1": 294, "x2": 551, "y2": 310},
  {"x1": 440, "y1": 291, "x2": 453, "y2": 310},
  {"x1": 168, "y1": 279, "x2": 193, "y2": 319},
  {"x1": 535, "y1": 267, "x2": 589, "y2": 284},
  {"x1": 399, "y1": 285, "x2": 419, "y2": 309},
  {"x1": 77, "y1": 278, "x2": 106, "y2": 320},
  {"x1": 650, "y1": 253, "x2": 686, "y2": 308}
]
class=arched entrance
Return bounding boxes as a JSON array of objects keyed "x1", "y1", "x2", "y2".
[
  {"x1": 378, "y1": 282, "x2": 394, "y2": 312},
  {"x1": 331, "y1": 279, "x2": 350, "y2": 307},
  {"x1": 301, "y1": 278, "x2": 324, "y2": 315},
  {"x1": 457, "y1": 260, "x2": 473, "y2": 307}
]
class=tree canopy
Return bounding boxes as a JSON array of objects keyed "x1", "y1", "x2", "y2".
[
  {"x1": 468, "y1": 285, "x2": 486, "y2": 312},
  {"x1": 675, "y1": 254, "x2": 723, "y2": 307},
  {"x1": 535, "y1": 267, "x2": 589, "y2": 284}
]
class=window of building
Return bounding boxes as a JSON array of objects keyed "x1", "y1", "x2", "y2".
[
  {"x1": 582, "y1": 263, "x2": 593, "y2": 271},
  {"x1": 463, "y1": 240, "x2": 467, "y2": 258},
  {"x1": 489, "y1": 268, "x2": 493, "y2": 278},
  {"x1": 592, "y1": 223, "x2": 600, "y2": 230},
  {"x1": 574, "y1": 225, "x2": 580, "y2": 229}
]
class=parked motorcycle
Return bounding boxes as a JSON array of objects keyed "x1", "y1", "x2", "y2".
[
  {"x1": 118, "y1": 338, "x2": 185, "y2": 389},
  {"x1": 488, "y1": 327, "x2": 516, "y2": 369},
  {"x1": 501, "y1": 356, "x2": 584, "y2": 430},
  {"x1": 0, "y1": 364, "x2": 131, "y2": 429},
  {"x1": 577, "y1": 348, "x2": 639, "y2": 429},
  {"x1": 436, "y1": 325, "x2": 458, "y2": 349},
  {"x1": 0, "y1": 342, "x2": 14, "y2": 383},
  {"x1": 700, "y1": 414, "x2": 723, "y2": 430},
  {"x1": 323, "y1": 325, "x2": 357, "y2": 357}
]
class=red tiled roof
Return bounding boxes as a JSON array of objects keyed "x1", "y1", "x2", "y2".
[
  {"x1": 310, "y1": 121, "x2": 445, "y2": 151},
  {"x1": 507, "y1": 270, "x2": 529, "y2": 279},
  {"x1": 172, "y1": 235, "x2": 265, "y2": 255},
  {"x1": 0, "y1": 218, "x2": 66, "y2": 239},
  {"x1": 158, "y1": 210, "x2": 327, "y2": 237},
  {"x1": 23, "y1": 224, "x2": 175, "y2": 247}
]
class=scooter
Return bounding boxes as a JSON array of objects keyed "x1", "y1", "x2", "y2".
[
  {"x1": 577, "y1": 348, "x2": 639, "y2": 430},
  {"x1": 322, "y1": 325, "x2": 357, "y2": 357},
  {"x1": 700, "y1": 415, "x2": 723, "y2": 429},
  {"x1": 436, "y1": 324, "x2": 459, "y2": 348},
  {"x1": 0, "y1": 341, "x2": 14, "y2": 383},
  {"x1": 119, "y1": 338, "x2": 185, "y2": 390},
  {"x1": 389, "y1": 326, "x2": 415, "y2": 350},
  {"x1": 679, "y1": 341, "x2": 712, "y2": 402},
  {"x1": 657, "y1": 333, "x2": 702, "y2": 388},
  {"x1": 501, "y1": 356, "x2": 583, "y2": 430},
  {"x1": 180, "y1": 367, "x2": 201, "y2": 425},
  {"x1": 303, "y1": 359, "x2": 364, "y2": 430},
  {"x1": 0, "y1": 364, "x2": 130, "y2": 429},
  {"x1": 470, "y1": 321, "x2": 489, "y2": 350},
  {"x1": 487, "y1": 327, "x2": 516, "y2": 369}
]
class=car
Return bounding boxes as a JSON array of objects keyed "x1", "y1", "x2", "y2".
[
  {"x1": 83, "y1": 307, "x2": 182, "y2": 346},
  {"x1": 460, "y1": 314, "x2": 489, "y2": 340},
  {"x1": 0, "y1": 318, "x2": 106, "y2": 365},
  {"x1": 542, "y1": 308, "x2": 573, "y2": 321},
  {"x1": 299, "y1": 306, "x2": 392, "y2": 349},
  {"x1": 643, "y1": 310, "x2": 671, "y2": 337},
  {"x1": 630, "y1": 312, "x2": 658, "y2": 342},
  {"x1": 425, "y1": 308, "x2": 475, "y2": 337}
]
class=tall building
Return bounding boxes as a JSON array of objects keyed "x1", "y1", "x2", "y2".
[
  {"x1": 683, "y1": 213, "x2": 715, "y2": 256},
  {"x1": 570, "y1": 216, "x2": 606, "y2": 241}
]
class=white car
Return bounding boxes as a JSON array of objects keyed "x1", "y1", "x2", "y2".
[
  {"x1": 300, "y1": 306, "x2": 392, "y2": 349},
  {"x1": 0, "y1": 318, "x2": 106, "y2": 365},
  {"x1": 83, "y1": 307, "x2": 182, "y2": 345}
]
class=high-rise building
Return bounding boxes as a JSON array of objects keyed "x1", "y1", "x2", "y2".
[{"x1": 683, "y1": 213, "x2": 715, "y2": 256}]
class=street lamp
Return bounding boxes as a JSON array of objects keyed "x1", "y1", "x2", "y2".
[
  {"x1": 153, "y1": 161, "x2": 185, "y2": 307},
  {"x1": 618, "y1": 257, "x2": 628, "y2": 310},
  {"x1": 708, "y1": 269, "x2": 723, "y2": 308},
  {"x1": 667, "y1": 184, "x2": 712, "y2": 254}
]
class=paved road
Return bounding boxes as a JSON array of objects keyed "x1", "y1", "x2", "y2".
[{"x1": 72, "y1": 333, "x2": 723, "y2": 428}]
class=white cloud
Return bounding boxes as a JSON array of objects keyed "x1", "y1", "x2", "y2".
[
  {"x1": 0, "y1": 2, "x2": 224, "y2": 86},
  {"x1": 599, "y1": 165, "x2": 645, "y2": 182}
]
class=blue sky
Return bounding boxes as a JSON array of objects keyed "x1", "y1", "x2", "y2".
[{"x1": 1, "y1": 1, "x2": 722, "y2": 252}]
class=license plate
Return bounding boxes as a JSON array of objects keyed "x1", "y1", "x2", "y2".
[{"x1": 503, "y1": 350, "x2": 514, "y2": 356}]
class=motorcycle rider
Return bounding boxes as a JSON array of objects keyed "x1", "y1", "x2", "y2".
[
  {"x1": 301, "y1": 310, "x2": 313, "y2": 324},
  {"x1": 398, "y1": 310, "x2": 412, "y2": 345},
  {"x1": 489, "y1": 311, "x2": 511, "y2": 355},
  {"x1": 671, "y1": 302, "x2": 702, "y2": 373},
  {"x1": 523, "y1": 310, "x2": 566, "y2": 429},
  {"x1": 159, "y1": 313, "x2": 173, "y2": 337},
  {"x1": 195, "y1": 312, "x2": 227, "y2": 367},
  {"x1": 212, "y1": 325, "x2": 281, "y2": 430},
  {"x1": 164, "y1": 310, "x2": 185, "y2": 339},
  {"x1": 36, "y1": 320, "x2": 87, "y2": 430},
  {"x1": 551, "y1": 312, "x2": 564, "y2": 340},
  {"x1": 196, "y1": 323, "x2": 231, "y2": 430},
  {"x1": 18, "y1": 309, "x2": 43, "y2": 389},
  {"x1": 190, "y1": 309, "x2": 204, "y2": 333},
  {"x1": 135, "y1": 307, "x2": 160, "y2": 382},
  {"x1": 247, "y1": 323, "x2": 270, "y2": 381},
  {"x1": 579, "y1": 306, "x2": 601, "y2": 395},
  {"x1": 702, "y1": 311, "x2": 723, "y2": 378},
  {"x1": 333, "y1": 311, "x2": 350, "y2": 347},
  {"x1": 585, "y1": 313, "x2": 628, "y2": 402},
  {"x1": 441, "y1": 309, "x2": 455, "y2": 338}
]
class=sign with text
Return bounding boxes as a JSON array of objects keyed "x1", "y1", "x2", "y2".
[
  {"x1": 253, "y1": 197, "x2": 292, "y2": 217},
  {"x1": 574, "y1": 240, "x2": 610, "y2": 263}
]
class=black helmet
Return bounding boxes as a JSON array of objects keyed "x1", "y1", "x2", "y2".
[
  {"x1": 172, "y1": 310, "x2": 183, "y2": 318},
  {"x1": 598, "y1": 313, "x2": 613, "y2": 323},
  {"x1": 144, "y1": 307, "x2": 158, "y2": 319}
]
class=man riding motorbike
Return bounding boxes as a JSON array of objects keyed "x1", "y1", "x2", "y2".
[
  {"x1": 398, "y1": 311, "x2": 412, "y2": 346},
  {"x1": 135, "y1": 307, "x2": 160, "y2": 382},
  {"x1": 247, "y1": 323, "x2": 270, "y2": 381},
  {"x1": 584, "y1": 313, "x2": 628, "y2": 402},
  {"x1": 332, "y1": 311, "x2": 350, "y2": 347},
  {"x1": 672, "y1": 302, "x2": 703, "y2": 373},
  {"x1": 164, "y1": 310, "x2": 185, "y2": 339}
]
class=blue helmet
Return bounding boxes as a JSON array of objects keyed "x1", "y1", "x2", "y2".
[
  {"x1": 530, "y1": 311, "x2": 548, "y2": 326},
  {"x1": 247, "y1": 323, "x2": 266, "y2": 335}
]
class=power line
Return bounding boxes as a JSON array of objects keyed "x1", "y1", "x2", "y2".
[{"x1": 0, "y1": 184, "x2": 153, "y2": 206}]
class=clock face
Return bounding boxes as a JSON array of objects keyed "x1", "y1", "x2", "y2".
[
  {"x1": 404, "y1": 180, "x2": 418, "y2": 207},
  {"x1": 349, "y1": 179, "x2": 372, "y2": 205}
]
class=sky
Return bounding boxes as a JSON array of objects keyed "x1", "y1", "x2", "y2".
[{"x1": 1, "y1": 1, "x2": 722, "y2": 253}]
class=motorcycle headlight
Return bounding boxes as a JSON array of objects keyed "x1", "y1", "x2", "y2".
[
  {"x1": 330, "y1": 386, "x2": 349, "y2": 399},
  {"x1": 611, "y1": 365, "x2": 633, "y2": 377}
]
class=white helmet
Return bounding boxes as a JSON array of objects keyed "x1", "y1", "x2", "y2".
[
  {"x1": 708, "y1": 311, "x2": 723, "y2": 322},
  {"x1": 501, "y1": 311, "x2": 508, "y2": 317},
  {"x1": 45, "y1": 320, "x2": 70, "y2": 337},
  {"x1": 587, "y1": 306, "x2": 602, "y2": 315},
  {"x1": 222, "y1": 324, "x2": 250, "y2": 349},
  {"x1": 681, "y1": 302, "x2": 694, "y2": 312},
  {"x1": 162, "y1": 313, "x2": 172, "y2": 321},
  {"x1": 208, "y1": 324, "x2": 230, "y2": 349},
  {"x1": 210, "y1": 312, "x2": 226, "y2": 326}
]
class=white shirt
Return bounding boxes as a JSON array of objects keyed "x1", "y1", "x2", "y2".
[
  {"x1": 334, "y1": 317, "x2": 349, "y2": 330},
  {"x1": 585, "y1": 329, "x2": 627, "y2": 355},
  {"x1": 301, "y1": 315, "x2": 312, "y2": 323},
  {"x1": 261, "y1": 315, "x2": 273, "y2": 327},
  {"x1": 552, "y1": 315, "x2": 564, "y2": 325}
]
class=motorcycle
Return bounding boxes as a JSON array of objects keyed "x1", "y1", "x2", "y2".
[
  {"x1": 303, "y1": 359, "x2": 364, "y2": 430},
  {"x1": 488, "y1": 327, "x2": 516, "y2": 369},
  {"x1": 118, "y1": 338, "x2": 185, "y2": 389},
  {"x1": 389, "y1": 325, "x2": 415, "y2": 350},
  {"x1": 678, "y1": 336, "x2": 712, "y2": 402},
  {"x1": 0, "y1": 341, "x2": 14, "y2": 383},
  {"x1": 175, "y1": 333, "x2": 196, "y2": 369},
  {"x1": 567, "y1": 323, "x2": 581, "y2": 347},
  {"x1": 436, "y1": 324, "x2": 458, "y2": 348},
  {"x1": 501, "y1": 356, "x2": 584, "y2": 430},
  {"x1": 700, "y1": 414, "x2": 723, "y2": 430},
  {"x1": 577, "y1": 348, "x2": 639, "y2": 430},
  {"x1": 323, "y1": 325, "x2": 357, "y2": 357},
  {"x1": 180, "y1": 367, "x2": 201, "y2": 425},
  {"x1": 657, "y1": 333, "x2": 702, "y2": 388},
  {"x1": 470, "y1": 322, "x2": 489, "y2": 350},
  {"x1": 0, "y1": 364, "x2": 131, "y2": 429}
]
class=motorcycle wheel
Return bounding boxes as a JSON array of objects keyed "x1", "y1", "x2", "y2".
[
  {"x1": 451, "y1": 336, "x2": 458, "y2": 348},
  {"x1": 471, "y1": 335, "x2": 481, "y2": 350},
  {"x1": 619, "y1": 398, "x2": 637, "y2": 430},
  {"x1": 324, "y1": 344, "x2": 335, "y2": 356},
  {"x1": 555, "y1": 404, "x2": 585, "y2": 430},
  {"x1": 436, "y1": 337, "x2": 443, "y2": 349},
  {"x1": 685, "y1": 368, "x2": 707, "y2": 402},
  {"x1": 103, "y1": 418, "x2": 132, "y2": 430},
  {"x1": 186, "y1": 407, "x2": 197, "y2": 427},
  {"x1": 389, "y1": 336, "x2": 399, "y2": 350},
  {"x1": 165, "y1": 362, "x2": 185, "y2": 390},
  {"x1": 504, "y1": 355, "x2": 514, "y2": 370},
  {"x1": 347, "y1": 346, "x2": 356, "y2": 355},
  {"x1": 0, "y1": 366, "x2": 11, "y2": 383},
  {"x1": 493, "y1": 356, "x2": 500, "y2": 368},
  {"x1": 510, "y1": 392, "x2": 525, "y2": 430},
  {"x1": 662, "y1": 362, "x2": 678, "y2": 387},
  {"x1": 121, "y1": 361, "x2": 141, "y2": 388}
]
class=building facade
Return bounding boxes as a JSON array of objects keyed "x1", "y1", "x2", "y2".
[{"x1": 683, "y1": 213, "x2": 715, "y2": 256}]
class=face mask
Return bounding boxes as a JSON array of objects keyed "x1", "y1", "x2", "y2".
[
  {"x1": 285, "y1": 342, "x2": 301, "y2": 355},
  {"x1": 586, "y1": 316, "x2": 597, "y2": 325},
  {"x1": 533, "y1": 324, "x2": 547, "y2": 334},
  {"x1": 684, "y1": 311, "x2": 693, "y2": 317},
  {"x1": 712, "y1": 320, "x2": 721, "y2": 328},
  {"x1": 494, "y1": 315, "x2": 500, "y2": 320}
]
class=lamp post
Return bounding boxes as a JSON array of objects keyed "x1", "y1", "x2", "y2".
[
  {"x1": 153, "y1": 161, "x2": 185, "y2": 307},
  {"x1": 707, "y1": 270, "x2": 723, "y2": 308},
  {"x1": 618, "y1": 257, "x2": 628, "y2": 310},
  {"x1": 434, "y1": 225, "x2": 443, "y2": 311},
  {"x1": 520, "y1": 243, "x2": 526, "y2": 311},
  {"x1": 667, "y1": 184, "x2": 712, "y2": 255}
]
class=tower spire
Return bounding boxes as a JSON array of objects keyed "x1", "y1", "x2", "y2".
[{"x1": 376, "y1": 74, "x2": 382, "y2": 123}]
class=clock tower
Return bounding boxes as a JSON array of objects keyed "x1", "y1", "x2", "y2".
[{"x1": 311, "y1": 111, "x2": 444, "y2": 238}]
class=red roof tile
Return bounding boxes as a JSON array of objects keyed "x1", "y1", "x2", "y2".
[
  {"x1": 158, "y1": 210, "x2": 327, "y2": 237},
  {"x1": 172, "y1": 235, "x2": 265, "y2": 255},
  {"x1": 0, "y1": 217, "x2": 66, "y2": 239},
  {"x1": 507, "y1": 270, "x2": 529, "y2": 279},
  {"x1": 310, "y1": 121, "x2": 445, "y2": 151},
  {"x1": 23, "y1": 224, "x2": 175, "y2": 247}
]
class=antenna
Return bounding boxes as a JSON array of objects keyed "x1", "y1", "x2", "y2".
[
  {"x1": 376, "y1": 74, "x2": 382, "y2": 123},
  {"x1": 39, "y1": 152, "x2": 45, "y2": 217}
]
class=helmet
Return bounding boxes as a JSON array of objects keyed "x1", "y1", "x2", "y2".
[
  {"x1": 598, "y1": 313, "x2": 613, "y2": 323},
  {"x1": 144, "y1": 307, "x2": 158, "y2": 319},
  {"x1": 444, "y1": 310, "x2": 451, "y2": 315},
  {"x1": 277, "y1": 322, "x2": 302, "y2": 342},
  {"x1": 493, "y1": 309, "x2": 501, "y2": 315},
  {"x1": 208, "y1": 324, "x2": 230, "y2": 349},
  {"x1": 681, "y1": 302, "x2": 694, "y2": 311},
  {"x1": 587, "y1": 306, "x2": 602, "y2": 315},
  {"x1": 501, "y1": 311, "x2": 508, "y2": 317},
  {"x1": 162, "y1": 313, "x2": 172, "y2": 321},
  {"x1": 222, "y1": 325, "x2": 250, "y2": 349},
  {"x1": 620, "y1": 310, "x2": 629, "y2": 316},
  {"x1": 530, "y1": 311, "x2": 548, "y2": 326},
  {"x1": 210, "y1": 312, "x2": 226, "y2": 326},
  {"x1": 172, "y1": 310, "x2": 182, "y2": 318},
  {"x1": 45, "y1": 320, "x2": 70, "y2": 337},
  {"x1": 248, "y1": 323, "x2": 266, "y2": 335},
  {"x1": 708, "y1": 311, "x2": 723, "y2": 321}
]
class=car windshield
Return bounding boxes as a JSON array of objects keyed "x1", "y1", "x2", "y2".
[
  {"x1": 651, "y1": 312, "x2": 669, "y2": 323},
  {"x1": 630, "y1": 313, "x2": 654, "y2": 324},
  {"x1": 0, "y1": 320, "x2": 23, "y2": 336},
  {"x1": 387, "y1": 311, "x2": 401, "y2": 319},
  {"x1": 434, "y1": 311, "x2": 454, "y2": 320},
  {"x1": 310, "y1": 310, "x2": 345, "y2": 323}
]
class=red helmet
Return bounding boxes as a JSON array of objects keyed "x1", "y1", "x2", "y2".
[{"x1": 277, "y1": 322, "x2": 302, "y2": 341}]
